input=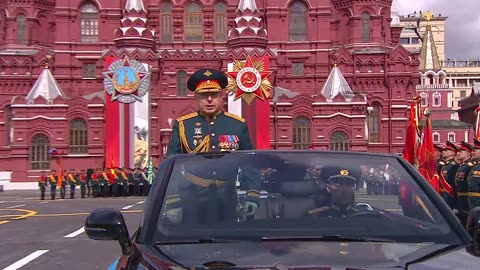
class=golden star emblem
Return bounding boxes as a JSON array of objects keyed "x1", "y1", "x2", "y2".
[{"x1": 226, "y1": 56, "x2": 272, "y2": 104}]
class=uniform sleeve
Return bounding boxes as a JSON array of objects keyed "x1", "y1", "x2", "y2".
[
  {"x1": 167, "y1": 120, "x2": 181, "y2": 156},
  {"x1": 239, "y1": 121, "x2": 254, "y2": 150}
]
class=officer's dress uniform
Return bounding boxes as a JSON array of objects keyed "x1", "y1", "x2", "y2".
[
  {"x1": 165, "y1": 68, "x2": 259, "y2": 223},
  {"x1": 469, "y1": 165, "x2": 480, "y2": 207},
  {"x1": 307, "y1": 166, "x2": 362, "y2": 218},
  {"x1": 38, "y1": 174, "x2": 47, "y2": 200},
  {"x1": 440, "y1": 159, "x2": 458, "y2": 209},
  {"x1": 455, "y1": 142, "x2": 474, "y2": 225}
]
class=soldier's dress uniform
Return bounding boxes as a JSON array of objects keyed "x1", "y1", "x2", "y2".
[
  {"x1": 439, "y1": 141, "x2": 459, "y2": 209},
  {"x1": 455, "y1": 142, "x2": 474, "y2": 226},
  {"x1": 79, "y1": 170, "x2": 87, "y2": 198},
  {"x1": 468, "y1": 139, "x2": 480, "y2": 213},
  {"x1": 307, "y1": 166, "x2": 362, "y2": 218},
  {"x1": 58, "y1": 171, "x2": 67, "y2": 199},
  {"x1": 67, "y1": 170, "x2": 77, "y2": 199},
  {"x1": 165, "y1": 68, "x2": 260, "y2": 223},
  {"x1": 38, "y1": 172, "x2": 47, "y2": 200},
  {"x1": 48, "y1": 170, "x2": 57, "y2": 200}
]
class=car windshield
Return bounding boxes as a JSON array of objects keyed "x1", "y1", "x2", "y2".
[{"x1": 154, "y1": 151, "x2": 460, "y2": 245}]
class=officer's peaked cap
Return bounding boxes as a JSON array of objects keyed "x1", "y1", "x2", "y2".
[{"x1": 187, "y1": 68, "x2": 228, "y2": 93}]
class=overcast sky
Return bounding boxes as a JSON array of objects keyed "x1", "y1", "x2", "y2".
[{"x1": 397, "y1": 0, "x2": 480, "y2": 59}]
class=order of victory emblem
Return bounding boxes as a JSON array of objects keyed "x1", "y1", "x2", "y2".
[
  {"x1": 226, "y1": 55, "x2": 272, "y2": 104},
  {"x1": 103, "y1": 57, "x2": 151, "y2": 103}
]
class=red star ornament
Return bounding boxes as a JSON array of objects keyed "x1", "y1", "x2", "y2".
[{"x1": 226, "y1": 56, "x2": 272, "y2": 104}]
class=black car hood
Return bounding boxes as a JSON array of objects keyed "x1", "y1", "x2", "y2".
[{"x1": 156, "y1": 241, "x2": 475, "y2": 269}]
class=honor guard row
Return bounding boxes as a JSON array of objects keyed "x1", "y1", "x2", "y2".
[
  {"x1": 436, "y1": 140, "x2": 480, "y2": 228},
  {"x1": 38, "y1": 167, "x2": 157, "y2": 200}
]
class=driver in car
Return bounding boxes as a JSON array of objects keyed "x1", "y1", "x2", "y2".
[{"x1": 307, "y1": 166, "x2": 362, "y2": 218}]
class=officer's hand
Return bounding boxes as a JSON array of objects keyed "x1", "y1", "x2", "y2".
[{"x1": 244, "y1": 201, "x2": 258, "y2": 217}]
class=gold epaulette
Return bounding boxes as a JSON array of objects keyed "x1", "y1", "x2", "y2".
[
  {"x1": 176, "y1": 112, "x2": 198, "y2": 122},
  {"x1": 439, "y1": 161, "x2": 446, "y2": 166},
  {"x1": 307, "y1": 206, "x2": 330, "y2": 215},
  {"x1": 224, "y1": 112, "x2": 245, "y2": 122},
  {"x1": 468, "y1": 161, "x2": 474, "y2": 167},
  {"x1": 450, "y1": 160, "x2": 457, "y2": 165}
]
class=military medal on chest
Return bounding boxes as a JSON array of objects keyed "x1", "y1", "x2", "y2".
[{"x1": 192, "y1": 122, "x2": 203, "y2": 146}]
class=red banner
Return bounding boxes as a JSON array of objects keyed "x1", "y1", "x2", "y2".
[
  {"x1": 418, "y1": 109, "x2": 440, "y2": 193},
  {"x1": 242, "y1": 56, "x2": 271, "y2": 150},
  {"x1": 104, "y1": 56, "x2": 120, "y2": 169}
]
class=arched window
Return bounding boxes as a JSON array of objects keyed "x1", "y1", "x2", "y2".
[
  {"x1": 361, "y1": 13, "x2": 370, "y2": 43},
  {"x1": 432, "y1": 92, "x2": 441, "y2": 107},
  {"x1": 176, "y1": 70, "x2": 188, "y2": 96},
  {"x1": 0, "y1": 10, "x2": 6, "y2": 44},
  {"x1": 160, "y1": 2, "x2": 173, "y2": 42},
  {"x1": 427, "y1": 74, "x2": 434, "y2": 85},
  {"x1": 69, "y1": 119, "x2": 88, "y2": 153},
  {"x1": 368, "y1": 104, "x2": 380, "y2": 143},
  {"x1": 420, "y1": 92, "x2": 428, "y2": 107},
  {"x1": 448, "y1": 132, "x2": 455, "y2": 142},
  {"x1": 293, "y1": 117, "x2": 311, "y2": 149},
  {"x1": 5, "y1": 106, "x2": 13, "y2": 144},
  {"x1": 289, "y1": 1, "x2": 307, "y2": 41},
  {"x1": 80, "y1": 3, "x2": 99, "y2": 42},
  {"x1": 30, "y1": 134, "x2": 50, "y2": 170},
  {"x1": 330, "y1": 131, "x2": 350, "y2": 151},
  {"x1": 214, "y1": 2, "x2": 227, "y2": 41},
  {"x1": 184, "y1": 2, "x2": 203, "y2": 41},
  {"x1": 17, "y1": 14, "x2": 27, "y2": 44},
  {"x1": 432, "y1": 132, "x2": 440, "y2": 143}
]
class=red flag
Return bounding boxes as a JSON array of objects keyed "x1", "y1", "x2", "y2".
[
  {"x1": 404, "y1": 97, "x2": 421, "y2": 166},
  {"x1": 418, "y1": 108, "x2": 440, "y2": 193},
  {"x1": 475, "y1": 106, "x2": 480, "y2": 140}
]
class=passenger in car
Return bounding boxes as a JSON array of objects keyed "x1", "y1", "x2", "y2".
[{"x1": 307, "y1": 166, "x2": 362, "y2": 218}]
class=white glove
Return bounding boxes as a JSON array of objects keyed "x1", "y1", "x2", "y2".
[{"x1": 244, "y1": 201, "x2": 258, "y2": 217}]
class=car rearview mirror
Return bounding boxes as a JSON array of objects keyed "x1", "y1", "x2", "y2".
[{"x1": 85, "y1": 208, "x2": 132, "y2": 255}]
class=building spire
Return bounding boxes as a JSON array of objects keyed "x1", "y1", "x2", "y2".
[
  {"x1": 419, "y1": 11, "x2": 441, "y2": 71},
  {"x1": 26, "y1": 66, "x2": 66, "y2": 102},
  {"x1": 237, "y1": 0, "x2": 257, "y2": 12},
  {"x1": 391, "y1": 0, "x2": 400, "y2": 26},
  {"x1": 124, "y1": 0, "x2": 145, "y2": 12},
  {"x1": 227, "y1": 0, "x2": 267, "y2": 49},
  {"x1": 114, "y1": 0, "x2": 155, "y2": 48},
  {"x1": 321, "y1": 65, "x2": 353, "y2": 100}
]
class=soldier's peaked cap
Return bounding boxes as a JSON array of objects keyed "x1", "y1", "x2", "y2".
[
  {"x1": 460, "y1": 141, "x2": 473, "y2": 152},
  {"x1": 434, "y1": 144, "x2": 444, "y2": 152},
  {"x1": 187, "y1": 68, "x2": 228, "y2": 93},
  {"x1": 321, "y1": 166, "x2": 361, "y2": 184},
  {"x1": 445, "y1": 141, "x2": 458, "y2": 153},
  {"x1": 474, "y1": 139, "x2": 480, "y2": 150}
]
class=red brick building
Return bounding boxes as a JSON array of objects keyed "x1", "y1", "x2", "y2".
[{"x1": 0, "y1": 0, "x2": 420, "y2": 182}]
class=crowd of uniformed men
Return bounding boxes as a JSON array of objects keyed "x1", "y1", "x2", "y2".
[
  {"x1": 38, "y1": 167, "x2": 157, "y2": 200},
  {"x1": 436, "y1": 139, "x2": 480, "y2": 229}
]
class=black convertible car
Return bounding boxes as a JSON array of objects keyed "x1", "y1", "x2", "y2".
[{"x1": 85, "y1": 151, "x2": 480, "y2": 269}]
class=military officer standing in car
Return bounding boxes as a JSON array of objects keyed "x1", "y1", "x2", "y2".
[
  {"x1": 439, "y1": 141, "x2": 459, "y2": 210},
  {"x1": 166, "y1": 68, "x2": 260, "y2": 220},
  {"x1": 454, "y1": 141, "x2": 474, "y2": 226}
]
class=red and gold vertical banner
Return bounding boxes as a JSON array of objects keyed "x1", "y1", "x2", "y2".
[
  {"x1": 103, "y1": 57, "x2": 151, "y2": 168},
  {"x1": 104, "y1": 56, "x2": 120, "y2": 169},
  {"x1": 226, "y1": 55, "x2": 272, "y2": 149}
]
